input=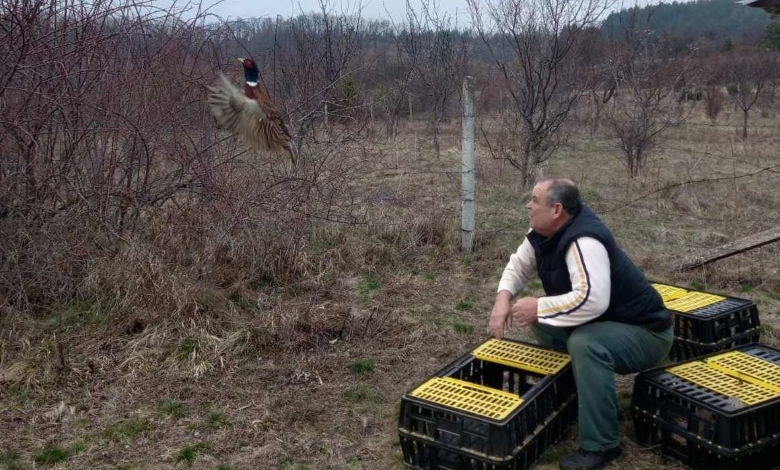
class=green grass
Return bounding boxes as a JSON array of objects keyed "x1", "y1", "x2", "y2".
[
  {"x1": 279, "y1": 461, "x2": 310, "y2": 470},
  {"x1": 228, "y1": 292, "x2": 256, "y2": 311},
  {"x1": 48, "y1": 300, "x2": 104, "y2": 331},
  {"x1": 356, "y1": 273, "x2": 383, "y2": 303},
  {"x1": 104, "y1": 414, "x2": 149, "y2": 441},
  {"x1": 12, "y1": 387, "x2": 32, "y2": 405},
  {"x1": 190, "y1": 408, "x2": 232, "y2": 431},
  {"x1": 344, "y1": 385, "x2": 383, "y2": 403},
  {"x1": 580, "y1": 187, "x2": 600, "y2": 203},
  {"x1": 451, "y1": 319, "x2": 475, "y2": 334},
  {"x1": 0, "y1": 450, "x2": 22, "y2": 470},
  {"x1": 454, "y1": 301, "x2": 473, "y2": 311},
  {"x1": 207, "y1": 411, "x2": 231, "y2": 429},
  {"x1": 159, "y1": 400, "x2": 186, "y2": 419},
  {"x1": 33, "y1": 444, "x2": 72, "y2": 465},
  {"x1": 527, "y1": 279, "x2": 543, "y2": 290},
  {"x1": 348, "y1": 358, "x2": 374, "y2": 376},
  {"x1": 178, "y1": 338, "x2": 198, "y2": 359},
  {"x1": 358, "y1": 274, "x2": 382, "y2": 296},
  {"x1": 175, "y1": 443, "x2": 209, "y2": 465}
]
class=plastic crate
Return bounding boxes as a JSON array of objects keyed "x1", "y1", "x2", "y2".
[
  {"x1": 399, "y1": 396, "x2": 577, "y2": 470},
  {"x1": 631, "y1": 343, "x2": 780, "y2": 470},
  {"x1": 651, "y1": 283, "x2": 760, "y2": 358},
  {"x1": 398, "y1": 339, "x2": 576, "y2": 461},
  {"x1": 670, "y1": 329, "x2": 761, "y2": 361}
]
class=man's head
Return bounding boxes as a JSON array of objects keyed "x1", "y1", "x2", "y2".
[{"x1": 527, "y1": 178, "x2": 582, "y2": 236}]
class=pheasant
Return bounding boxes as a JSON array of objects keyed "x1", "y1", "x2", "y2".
[{"x1": 207, "y1": 58, "x2": 296, "y2": 164}]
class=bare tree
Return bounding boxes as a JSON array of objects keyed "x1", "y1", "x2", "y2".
[
  {"x1": 401, "y1": 0, "x2": 468, "y2": 158},
  {"x1": 245, "y1": 0, "x2": 366, "y2": 149},
  {"x1": 603, "y1": 10, "x2": 696, "y2": 177},
  {"x1": 468, "y1": 0, "x2": 612, "y2": 187},
  {"x1": 371, "y1": 18, "x2": 416, "y2": 138},
  {"x1": 721, "y1": 51, "x2": 776, "y2": 142},
  {"x1": 577, "y1": 27, "x2": 616, "y2": 138}
]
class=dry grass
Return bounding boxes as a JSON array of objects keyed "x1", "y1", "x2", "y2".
[{"x1": 2, "y1": 109, "x2": 780, "y2": 470}]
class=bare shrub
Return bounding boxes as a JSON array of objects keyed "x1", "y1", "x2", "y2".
[
  {"x1": 603, "y1": 10, "x2": 698, "y2": 177},
  {"x1": 704, "y1": 86, "x2": 725, "y2": 122},
  {"x1": 0, "y1": 0, "x2": 367, "y2": 321}
]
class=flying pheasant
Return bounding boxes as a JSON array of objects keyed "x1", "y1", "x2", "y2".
[{"x1": 207, "y1": 58, "x2": 296, "y2": 164}]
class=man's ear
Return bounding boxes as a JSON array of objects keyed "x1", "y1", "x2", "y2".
[{"x1": 553, "y1": 202, "x2": 564, "y2": 218}]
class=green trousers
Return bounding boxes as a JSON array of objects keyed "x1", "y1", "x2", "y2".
[{"x1": 532, "y1": 320, "x2": 673, "y2": 451}]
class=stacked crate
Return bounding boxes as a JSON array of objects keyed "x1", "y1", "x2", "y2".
[
  {"x1": 631, "y1": 343, "x2": 780, "y2": 470},
  {"x1": 398, "y1": 338, "x2": 577, "y2": 470},
  {"x1": 652, "y1": 282, "x2": 760, "y2": 361}
]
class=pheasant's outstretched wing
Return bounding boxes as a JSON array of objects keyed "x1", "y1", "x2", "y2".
[{"x1": 207, "y1": 74, "x2": 291, "y2": 154}]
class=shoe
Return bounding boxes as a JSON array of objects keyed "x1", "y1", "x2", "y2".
[{"x1": 559, "y1": 447, "x2": 622, "y2": 470}]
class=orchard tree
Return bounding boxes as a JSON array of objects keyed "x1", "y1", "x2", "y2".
[
  {"x1": 721, "y1": 51, "x2": 777, "y2": 142},
  {"x1": 604, "y1": 8, "x2": 698, "y2": 177},
  {"x1": 468, "y1": 0, "x2": 613, "y2": 187}
]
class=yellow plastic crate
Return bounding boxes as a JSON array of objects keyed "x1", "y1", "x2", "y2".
[
  {"x1": 664, "y1": 291, "x2": 726, "y2": 313},
  {"x1": 706, "y1": 351, "x2": 780, "y2": 394},
  {"x1": 472, "y1": 339, "x2": 570, "y2": 375},
  {"x1": 409, "y1": 376, "x2": 523, "y2": 421},
  {"x1": 667, "y1": 361, "x2": 779, "y2": 406},
  {"x1": 652, "y1": 283, "x2": 688, "y2": 303}
]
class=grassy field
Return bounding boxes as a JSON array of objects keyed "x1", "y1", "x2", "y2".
[{"x1": 2, "y1": 104, "x2": 780, "y2": 470}]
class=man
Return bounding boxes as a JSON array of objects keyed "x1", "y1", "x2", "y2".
[{"x1": 489, "y1": 178, "x2": 673, "y2": 470}]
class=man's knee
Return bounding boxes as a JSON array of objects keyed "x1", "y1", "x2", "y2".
[
  {"x1": 567, "y1": 328, "x2": 608, "y2": 360},
  {"x1": 532, "y1": 323, "x2": 569, "y2": 351}
]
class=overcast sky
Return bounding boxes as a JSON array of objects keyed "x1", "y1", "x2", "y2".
[{"x1": 193, "y1": 0, "x2": 662, "y2": 24}]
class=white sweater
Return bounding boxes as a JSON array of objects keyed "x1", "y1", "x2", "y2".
[{"x1": 497, "y1": 236, "x2": 612, "y2": 327}]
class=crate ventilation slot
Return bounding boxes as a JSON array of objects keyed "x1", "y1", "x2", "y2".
[
  {"x1": 706, "y1": 351, "x2": 780, "y2": 394},
  {"x1": 409, "y1": 377, "x2": 523, "y2": 420},
  {"x1": 652, "y1": 283, "x2": 688, "y2": 302},
  {"x1": 471, "y1": 339, "x2": 570, "y2": 375},
  {"x1": 667, "y1": 361, "x2": 778, "y2": 406},
  {"x1": 665, "y1": 292, "x2": 726, "y2": 313}
]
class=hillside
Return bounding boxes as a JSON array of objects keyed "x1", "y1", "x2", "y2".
[{"x1": 602, "y1": 0, "x2": 774, "y2": 45}]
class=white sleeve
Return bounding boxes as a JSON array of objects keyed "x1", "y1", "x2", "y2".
[
  {"x1": 536, "y1": 237, "x2": 611, "y2": 327},
  {"x1": 497, "y1": 237, "x2": 537, "y2": 296}
]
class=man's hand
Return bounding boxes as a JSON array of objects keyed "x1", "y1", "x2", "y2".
[
  {"x1": 489, "y1": 291, "x2": 513, "y2": 339},
  {"x1": 512, "y1": 297, "x2": 539, "y2": 327}
]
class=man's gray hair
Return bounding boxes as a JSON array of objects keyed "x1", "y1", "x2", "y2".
[{"x1": 538, "y1": 177, "x2": 583, "y2": 216}]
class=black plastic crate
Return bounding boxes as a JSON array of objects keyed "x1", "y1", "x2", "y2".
[
  {"x1": 631, "y1": 343, "x2": 780, "y2": 470},
  {"x1": 670, "y1": 328, "x2": 761, "y2": 361},
  {"x1": 398, "y1": 339, "x2": 576, "y2": 461},
  {"x1": 399, "y1": 397, "x2": 577, "y2": 470},
  {"x1": 651, "y1": 282, "x2": 760, "y2": 346}
]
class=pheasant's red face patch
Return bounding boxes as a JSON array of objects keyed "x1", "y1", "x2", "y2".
[{"x1": 243, "y1": 58, "x2": 254, "y2": 69}]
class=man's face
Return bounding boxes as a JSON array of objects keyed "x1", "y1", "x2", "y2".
[{"x1": 527, "y1": 181, "x2": 557, "y2": 236}]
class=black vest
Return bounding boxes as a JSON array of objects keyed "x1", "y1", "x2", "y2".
[{"x1": 526, "y1": 206, "x2": 671, "y2": 332}]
